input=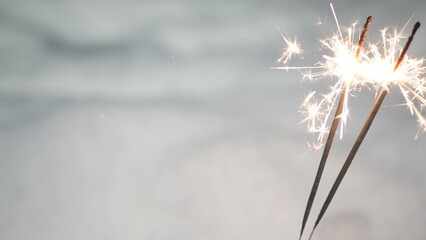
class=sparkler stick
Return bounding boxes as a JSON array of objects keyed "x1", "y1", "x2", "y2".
[
  {"x1": 308, "y1": 21, "x2": 421, "y2": 240},
  {"x1": 299, "y1": 16, "x2": 373, "y2": 240}
]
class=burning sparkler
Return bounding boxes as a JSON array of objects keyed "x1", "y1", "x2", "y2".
[
  {"x1": 275, "y1": 5, "x2": 425, "y2": 240},
  {"x1": 298, "y1": 15, "x2": 373, "y2": 240},
  {"x1": 309, "y1": 21, "x2": 422, "y2": 240}
]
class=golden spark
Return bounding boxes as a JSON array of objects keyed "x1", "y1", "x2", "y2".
[{"x1": 277, "y1": 30, "x2": 302, "y2": 64}]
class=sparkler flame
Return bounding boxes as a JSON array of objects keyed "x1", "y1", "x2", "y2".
[{"x1": 276, "y1": 17, "x2": 426, "y2": 146}]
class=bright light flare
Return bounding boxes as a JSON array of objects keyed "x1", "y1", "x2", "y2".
[{"x1": 277, "y1": 35, "x2": 302, "y2": 64}]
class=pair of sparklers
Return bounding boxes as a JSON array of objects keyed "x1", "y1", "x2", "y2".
[{"x1": 276, "y1": 5, "x2": 425, "y2": 240}]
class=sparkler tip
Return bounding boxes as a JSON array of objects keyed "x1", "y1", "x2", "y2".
[
  {"x1": 414, "y1": 21, "x2": 421, "y2": 30},
  {"x1": 411, "y1": 22, "x2": 421, "y2": 37}
]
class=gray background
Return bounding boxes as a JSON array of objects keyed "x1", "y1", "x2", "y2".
[{"x1": 0, "y1": 1, "x2": 426, "y2": 239}]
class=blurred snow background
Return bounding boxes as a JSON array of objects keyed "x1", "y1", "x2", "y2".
[{"x1": 0, "y1": 1, "x2": 426, "y2": 239}]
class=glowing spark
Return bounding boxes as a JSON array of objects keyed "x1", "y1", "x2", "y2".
[
  {"x1": 316, "y1": 17, "x2": 323, "y2": 26},
  {"x1": 277, "y1": 30, "x2": 302, "y2": 64}
]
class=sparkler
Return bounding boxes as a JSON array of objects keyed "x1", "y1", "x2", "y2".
[
  {"x1": 276, "y1": 5, "x2": 425, "y2": 240},
  {"x1": 309, "y1": 21, "x2": 422, "y2": 240},
  {"x1": 298, "y1": 15, "x2": 373, "y2": 240}
]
